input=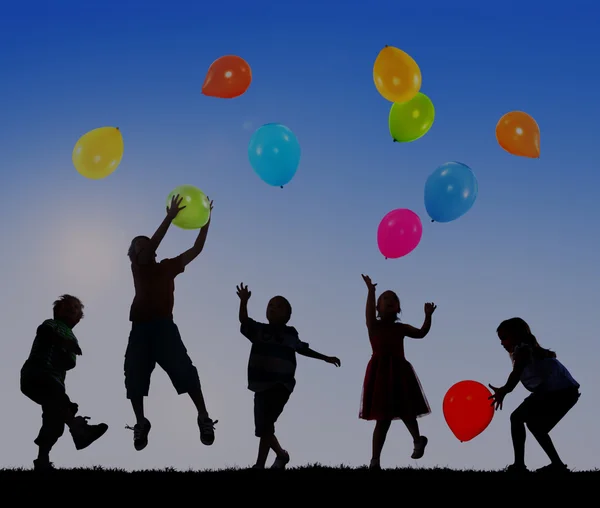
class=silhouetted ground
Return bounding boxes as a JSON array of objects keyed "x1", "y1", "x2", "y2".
[{"x1": 1, "y1": 464, "x2": 598, "y2": 502}]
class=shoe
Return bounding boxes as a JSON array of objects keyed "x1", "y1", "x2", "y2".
[
  {"x1": 271, "y1": 450, "x2": 290, "y2": 469},
  {"x1": 504, "y1": 463, "x2": 529, "y2": 473},
  {"x1": 125, "y1": 418, "x2": 151, "y2": 451},
  {"x1": 197, "y1": 415, "x2": 217, "y2": 446},
  {"x1": 70, "y1": 416, "x2": 109, "y2": 450},
  {"x1": 411, "y1": 436, "x2": 428, "y2": 459},
  {"x1": 535, "y1": 462, "x2": 571, "y2": 473},
  {"x1": 33, "y1": 458, "x2": 55, "y2": 472}
]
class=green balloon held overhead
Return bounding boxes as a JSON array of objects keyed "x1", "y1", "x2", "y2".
[
  {"x1": 166, "y1": 184, "x2": 211, "y2": 230},
  {"x1": 389, "y1": 92, "x2": 435, "y2": 143}
]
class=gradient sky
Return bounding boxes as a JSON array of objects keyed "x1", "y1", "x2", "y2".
[{"x1": 1, "y1": 1, "x2": 599, "y2": 472}]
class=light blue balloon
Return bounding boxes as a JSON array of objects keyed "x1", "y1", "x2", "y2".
[
  {"x1": 424, "y1": 162, "x2": 478, "y2": 223},
  {"x1": 248, "y1": 123, "x2": 301, "y2": 187}
]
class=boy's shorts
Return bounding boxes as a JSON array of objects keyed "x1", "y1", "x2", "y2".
[
  {"x1": 253, "y1": 383, "x2": 291, "y2": 437},
  {"x1": 20, "y1": 370, "x2": 77, "y2": 414},
  {"x1": 124, "y1": 318, "x2": 201, "y2": 399}
]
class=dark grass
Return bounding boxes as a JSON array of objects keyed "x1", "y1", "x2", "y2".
[{"x1": 1, "y1": 464, "x2": 599, "y2": 501}]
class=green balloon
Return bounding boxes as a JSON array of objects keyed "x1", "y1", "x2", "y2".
[
  {"x1": 388, "y1": 92, "x2": 435, "y2": 143},
  {"x1": 167, "y1": 184, "x2": 211, "y2": 230}
]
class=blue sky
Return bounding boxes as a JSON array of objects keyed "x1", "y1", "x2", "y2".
[{"x1": 1, "y1": 0, "x2": 599, "y2": 471}]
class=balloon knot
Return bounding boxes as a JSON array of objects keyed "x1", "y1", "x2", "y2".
[
  {"x1": 280, "y1": 186, "x2": 283, "y2": 189},
  {"x1": 116, "y1": 127, "x2": 120, "y2": 130},
  {"x1": 385, "y1": 44, "x2": 389, "y2": 48},
  {"x1": 392, "y1": 139, "x2": 397, "y2": 143},
  {"x1": 431, "y1": 219, "x2": 434, "y2": 223}
]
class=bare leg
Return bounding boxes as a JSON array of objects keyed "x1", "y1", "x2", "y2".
[
  {"x1": 402, "y1": 418, "x2": 421, "y2": 441},
  {"x1": 188, "y1": 388, "x2": 208, "y2": 419},
  {"x1": 255, "y1": 436, "x2": 272, "y2": 468},
  {"x1": 528, "y1": 425, "x2": 564, "y2": 465},
  {"x1": 372, "y1": 420, "x2": 392, "y2": 465},
  {"x1": 270, "y1": 434, "x2": 285, "y2": 456},
  {"x1": 130, "y1": 397, "x2": 145, "y2": 424},
  {"x1": 510, "y1": 412, "x2": 527, "y2": 466}
]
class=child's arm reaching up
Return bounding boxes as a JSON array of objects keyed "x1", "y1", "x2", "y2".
[
  {"x1": 179, "y1": 199, "x2": 213, "y2": 266},
  {"x1": 237, "y1": 282, "x2": 251, "y2": 324},
  {"x1": 401, "y1": 302, "x2": 437, "y2": 339},
  {"x1": 297, "y1": 346, "x2": 341, "y2": 367},
  {"x1": 361, "y1": 274, "x2": 377, "y2": 329}
]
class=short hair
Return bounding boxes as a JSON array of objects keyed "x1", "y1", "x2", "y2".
[
  {"x1": 53, "y1": 294, "x2": 84, "y2": 318},
  {"x1": 128, "y1": 235, "x2": 150, "y2": 261}
]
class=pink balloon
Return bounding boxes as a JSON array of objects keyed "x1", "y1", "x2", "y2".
[{"x1": 377, "y1": 208, "x2": 423, "y2": 259}]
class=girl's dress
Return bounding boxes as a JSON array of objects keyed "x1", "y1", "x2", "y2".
[{"x1": 359, "y1": 321, "x2": 430, "y2": 421}]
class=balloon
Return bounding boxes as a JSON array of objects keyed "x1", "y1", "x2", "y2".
[
  {"x1": 377, "y1": 208, "x2": 422, "y2": 259},
  {"x1": 248, "y1": 123, "x2": 301, "y2": 188},
  {"x1": 389, "y1": 92, "x2": 435, "y2": 143},
  {"x1": 72, "y1": 127, "x2": 124, "y2": 180},
  {"x1": 166, "y1": 184, "x2": 211, "y2": 230},
  {"x1": 495, "y1": 111, "x2": 540, "y2": 158},
  {"x1": 424, "y1": 162, "x2": 478, "y2": 223},
  {"x1": 202, "y1": 55, "x2": 252, "y2": 99},
  {"x1": 443, "y1": 380, "x2": 494, "y2": 442},
  {"x1": 373, "y1": 45, "x2": 421, "y2": 104}
]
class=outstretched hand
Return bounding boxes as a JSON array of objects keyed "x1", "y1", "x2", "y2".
[
  {"x1": 326, "y1": 356, "x2": 341, "y2": 367},
  {"x1": 424, "y1": 302, "x2": 437, "y2": 315},
  {"x1": 167, "y1": 194, "x2": 186, "y2": 219},
  {"x1": 361, "y1": 274, "x2": 377, "y2": 291},
  {"x1": 488, "y1": 384, "x2": 506, "y2": 410},
  {"x1": 236, "y1": 282, "x2": 251, "y2": 301}
]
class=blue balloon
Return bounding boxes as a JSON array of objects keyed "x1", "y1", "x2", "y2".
[
  {"x1": 424, "y1": 162, "x2": 478, "y2": 223},
  {"x1": 248, "y1": 123, "x2": 301, "y2": 187}
]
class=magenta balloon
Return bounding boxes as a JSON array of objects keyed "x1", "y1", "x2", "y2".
[{"x1": 377, "y1": 208, "x2": 423, "y2": 259}]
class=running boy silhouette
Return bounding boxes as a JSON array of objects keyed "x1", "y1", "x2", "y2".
[
  {"x1": 20, "y1": 295, "x2": 108, "y2": 471},
  {"x1": 489, "y1": 317, "x2": 581, "y2": 473},
  {"x1": 125, "y1": 194, "x2": 217, "y2": 450},
  {"x1": 236, "y1": 282, "x2": 341, "y2": 469}
]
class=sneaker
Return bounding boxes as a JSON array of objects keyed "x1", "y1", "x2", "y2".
[
  {"x1": 125, "y1": 418, "x2": 151, "y2": 451},
  {"x1": 535, "y1": 462, "x2": 571, "y2": 473},
  {"x1": 70, "y1": 416, "x2": 108, "y2": 450},
  {"x1": 271, "y1": 450, "x2": 290, "y2": 469},
  {"x1": 505, "y1": 463, "x2": 529, "y2": 473},
  {"x1": 197, "y1": 415, "x2": 217, "y2": 446},
  {"x1": 33, "y1": 458, "x2": 56, "y2": 472},
  {"x1": 411, "y1": 436, "x2": 428, "y2": 459}
]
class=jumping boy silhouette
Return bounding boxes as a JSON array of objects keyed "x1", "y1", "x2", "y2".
[
  {"x1": 20, "y1": 294, "x2": 108, "y2": 471},
  {"x1": 125, "y1": 194, "x2": 217, "y2": 450}
]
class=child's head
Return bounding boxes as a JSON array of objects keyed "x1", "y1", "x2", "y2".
[
  {"x1": 53, "y1": 294, "x2": 84, "y2": 328},
  {"x1": 496, "y1": 317, "x2": 537, "y2": 353},
  {"x1": 128, "y1": 236, "x2": 155, "y2": 263},
  {"x1": 376, "y1": 290, "x2": 401, "y2": 321},
  {"x1": 266, "y1": 296, "x2": 292, "y2": 326}
]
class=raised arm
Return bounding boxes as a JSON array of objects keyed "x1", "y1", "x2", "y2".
[
  {"x1": 361, "y1": 274, "x2": 377, "y2": 329},
  {"x1": 237, "y1": 283, "x2": 251, "y2": 324},
  {"x1": 137, "y1": 194, "x2": 185, "y2": 264},
  {"x1": 401, "y1": 302, "x2": 437, "y2": 339},
  {"x1": 179, "y1": 200, "x2": 213, "y2": 267}
]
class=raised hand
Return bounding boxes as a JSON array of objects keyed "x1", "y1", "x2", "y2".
[
  {"x1": 424, "y1": 302, "x2": 437, "y2": 315},
  {"x1": 167, "y1": 194, "x2": 186, "y2": 219},
  {"x1": 488, "y1": 384, "x2": 506, "y2": 410},
  {"x1": 361, "y1": 274, "x2": 377, "y2": 291},
  {"x1": 236, "y1": 282, "x2": 251, "y2": 301},
  {"x1": 326, "y1": 356, "x2": 341, "y2": 367}
]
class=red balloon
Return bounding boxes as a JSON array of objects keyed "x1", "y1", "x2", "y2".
[
  {"x1": 201, "y1": 55, "x2": 252, "y2": 99},
  {"x1": 443, "y1": 380, "x2": 494, "y2": 442}
]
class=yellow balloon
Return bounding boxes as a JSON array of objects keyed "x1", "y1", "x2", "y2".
[
  {"x1": 373, "y1": 46, "x2": 422, "y2": 104},
  {"x1": 72, "y1": 127, "x2": 124, "y2": 179}
]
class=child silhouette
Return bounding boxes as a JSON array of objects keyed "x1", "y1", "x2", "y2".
[
  {"x1": 124, "y1": 194, "x2": 217, "y2": 451},
  {"x1": 359, "y1": 275, "x2": 435, "y2": 470},
  {"x1": 488, "y1": 317, "x2": 581, "y2": 473},
  {"x1": 236, "y1": 282, "x2": 341, "y2": 469},
  {"x1": 20, "y1": 295, "x2": 108, "y2": 471}
]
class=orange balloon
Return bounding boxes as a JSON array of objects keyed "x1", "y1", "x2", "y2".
[
  {"x1": 202, "y1": 55, "x2": 251, "y2": 99},
  {"x1": 495, "y1": 111, "x2": 540, "y2": 158},
  {"x1": 443, "y1": 380, "x2": 494, "y2": 442}
]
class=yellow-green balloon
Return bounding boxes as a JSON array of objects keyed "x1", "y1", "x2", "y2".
[
  {"x1": 389, "y1": 92, "x2": 435, "y2": 143},
  {"x1": 167, "y1": 184, "x2": 211, "y2": 230}
]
